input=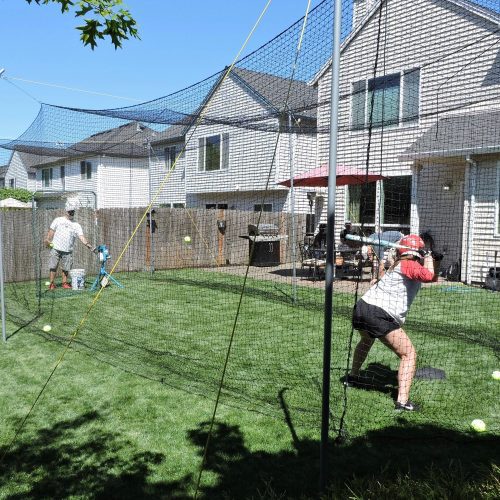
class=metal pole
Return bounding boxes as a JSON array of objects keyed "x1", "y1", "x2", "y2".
[
  {"x1": 320, "y1": 0, "x2": 342, "y2": 492},
  {"x1": 0, "y1": 210, "x2": 7, "y2": 342},
  {"x1": 288, "y1": 112, "x2": 297, "y2": 303}
]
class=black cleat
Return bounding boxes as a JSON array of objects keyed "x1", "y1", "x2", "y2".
[{"x1": 395, "y1": 400, "x2": 420, "y2": 412}]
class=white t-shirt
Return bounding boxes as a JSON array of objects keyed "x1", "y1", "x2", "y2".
[{"x1": 50, "y1": 217, "x2": 84, "y2": 252}]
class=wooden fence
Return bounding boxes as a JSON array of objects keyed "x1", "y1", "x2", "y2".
[{"x1": 2, "y1": 207, "x2": 308, "y2": 283}]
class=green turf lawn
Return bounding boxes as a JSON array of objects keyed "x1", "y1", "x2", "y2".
[{"x1": 1, "y1": 270, "x2": 498, "y2": 498}]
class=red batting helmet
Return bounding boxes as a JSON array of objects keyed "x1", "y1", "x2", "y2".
[{"x1": 398, "y1": 234, "x2": 425, "y2": 258}]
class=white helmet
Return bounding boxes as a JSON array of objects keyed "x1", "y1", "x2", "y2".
[{"x1": 65, "y1": 198, "x2": 78, "y2": 212}]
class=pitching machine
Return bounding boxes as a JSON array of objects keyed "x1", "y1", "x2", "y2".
[{"x1": 90, "y1": 244, "x2": 124, "y2": 291}]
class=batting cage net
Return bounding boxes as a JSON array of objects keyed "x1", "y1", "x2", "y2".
[{"x1": 1, "y1": 0, "x2": 499, "y2": 441}]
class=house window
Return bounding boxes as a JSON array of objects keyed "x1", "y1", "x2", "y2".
[
  {"x1": 0, "y1": 179, "x2": 4, "y2": 188},
  {"x1": 351, "y1": 68, "x2": 420, "y2": 129},
  {"x1": 346, "y1": 175, "x2": 411, "y2": 229},
  {"x1": 198, "y1": 133, "x2": 229, "y2": 171},
  {"x1": 164, "y1": 146, "x2": 177, "y2": 169},
  {"x1": 173, "y1": 203, "x2": 185, "y2": 209},
  {"x1": 42, "y1": 168, "x2": 53, "y2": 188},
  {"x1": 60, "y1": 165, "x2": 65, "y2": 190},
  {"x1": 206, "y1": 203, "x2": 227, "y2": 210},
  {"x1": 9, "y1": 178, "x2": 15, "y2": 188},
  {"x1": 254, "y1": 204, "x2": 273, "y2": 212},
  {"x1": 380, "y1": 175, "x2": 411, "y2": 227},
  {"x1": 347, "y1": 182, "x2": 377, "y2": 225},
  {"x1": 80, "y1": 161, "x2": 92, "y2": 180}
]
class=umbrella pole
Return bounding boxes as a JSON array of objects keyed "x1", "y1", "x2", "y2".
[{"x1": 320, "y1": 0, "x2": 342, "y2": 493}]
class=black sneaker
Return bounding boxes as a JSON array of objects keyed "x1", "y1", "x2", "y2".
[
  {"x1": 395, "y1": 400, "x2": 420, "y2": 412},
  {"x1": 343, "y1": 374, "x2": 365, "y2": 388}
]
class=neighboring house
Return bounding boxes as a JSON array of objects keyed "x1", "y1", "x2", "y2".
[
  {"x1": 3, "y1": 151, "x2": 37, "y2": 191},
  {"x1": 313, "y1": 0, "x2": 500, "y2": 283},
  {"x1": 0, "y1": 165, "x2": 7, "y2": 188},
  {"x1": 150, "y1": 67, "x2": 318, "y2": 215},
  {"x1": 13, "y1": 122, "x2": 153, "y2": 209}
]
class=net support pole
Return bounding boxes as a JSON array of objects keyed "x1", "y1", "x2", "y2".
[
  {"x1": 0, "y1": 210, "x2": 6, "y2": 342},
  {"x1": 320, "y1": 0, "x2": 342, "y2": 492},
  {"x1": 288, "y1": 112, "x2": 297, "y2": 303}
]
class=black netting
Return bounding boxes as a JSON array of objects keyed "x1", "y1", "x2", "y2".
[{"x1": 1, "y1": 0, "x2": 499, "y2": 440}]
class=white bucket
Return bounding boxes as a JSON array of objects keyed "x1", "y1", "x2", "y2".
[{"x1": 70, "y1": 269, "x2": 86, "y2": 290}]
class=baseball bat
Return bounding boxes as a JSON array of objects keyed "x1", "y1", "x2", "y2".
[{"x1": 345, "y1": 234, "x2": 411, "y2": 250}]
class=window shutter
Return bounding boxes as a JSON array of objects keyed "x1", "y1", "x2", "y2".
[
  {"x1": 198, "y1": 138, "x2": 205, "y2": 171},
  {"x1": 50, "y1": 168, "x2": 53, "y2": 181},
  {"x1": 402, "y1": 68, "x2": 420, "y2": 124},
  {"x1": 221, "y1": 133, "x2": 229, "y2": 170},
  {"x1": 87, "y1": 162, "x2": 92, "y2": 179},
  {"x1": 80, "y1": 161, "x2": 85, "y2": 179},
  {"x1": 351, "y1": 80, "x2": 366, "y2": 130}
]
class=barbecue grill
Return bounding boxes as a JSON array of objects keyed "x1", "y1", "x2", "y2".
[{"x1": 240, "y1": 223, "x2": 284, "y2": 266}]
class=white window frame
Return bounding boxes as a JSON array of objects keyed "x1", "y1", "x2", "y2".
[
  {"x1": 42, "y1": 168, "x2": 53, "y2": 188},
  {"x1": 198, "y1": 133, "x2": 229, "y2": 172},
  {"x1": 345, "y1": 175, "x2": 412, "y2": 232},
  {"x1": 164, "y1": 145, "x2": 177, "y2": 169},
  {"x1": 350, "y1": 68, "x2": 420, "y2": 131},
  {"x1": 60, "y1": 165, "x2": 65, "y2": 191},
  {"x1": 80, "y1": 161, "x2": 92, "y2": 180}
]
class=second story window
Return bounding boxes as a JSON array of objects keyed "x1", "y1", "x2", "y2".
[
  {"x1": 351, "y1": 68, "x2": 420, "y2": 130},
  {"x1": 198, "y1": 133, "x2": 229, "y2": 172},
  {"x1": 164, "y1": 146, "x2": 177, "y2": 169},
  {"x1": 42, "y1": 168, "x2": 53, "y2": 188},
  {"x1": 60, "y1": 165, "x2": 65, "y2": 190},
  {"x1": 80, "y1": 161, "x2": 92, "y2": 180}
]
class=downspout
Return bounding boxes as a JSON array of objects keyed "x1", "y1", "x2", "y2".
[
  {"x1": 410, "y1": 164, "x2": 421, "y2": 234},
  {"x1": 465, "y1": 155, "x2": 477, "y2": 284}
]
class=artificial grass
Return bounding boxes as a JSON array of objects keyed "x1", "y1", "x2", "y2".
[{"x1": 1, "y1": 270, "x2": 498, "y2": 498}]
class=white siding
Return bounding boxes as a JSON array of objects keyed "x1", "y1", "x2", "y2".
[
  {"x1": 97, "y1": 156, "x2": 149, "y2": 208},
  {"x1": 315, "y1": 0, "x2": 500, "y2": 275},
  {"x1": 184, "y1": 74, "x2": 317, "y2": 214},
  {"x1": 150, "y1": 143, "x2": 186, "y2": 206},
  {"x1": 6, "y1": 152, "x2": 28, "y2": 189}
]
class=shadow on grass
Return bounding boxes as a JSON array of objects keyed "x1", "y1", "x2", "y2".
[
  {"x1": 0, "y1": 411, "x2": 189, "y2": 499},
  {"x1": 189, "y1": 420, "x2": 499, "y2": 499},
  {"x1": 1, "y1": 410, "x2": 498, "y2": 499}
]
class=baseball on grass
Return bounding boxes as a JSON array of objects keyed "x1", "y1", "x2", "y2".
[
  {"x1": 492, "y1": 370, "x2": 500, "y2": 380},
  {"x1": 470, "y1": 419, "x2": 486, "y2": 432},
  {"x1": 45, "y1": 281, "x2": 51, "y2": 286},
  {"x1": 42, "y1": 324, "x2": 52, "y2": 332},
  {"x1": 183, "y1": 236, "x2": 192, "y2": 244}
]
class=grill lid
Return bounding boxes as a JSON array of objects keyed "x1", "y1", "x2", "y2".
[{"x1": 248, "y1": 223, "x2": 279, "y2": 236}]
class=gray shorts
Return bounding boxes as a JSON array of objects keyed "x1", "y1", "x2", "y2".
[{"x1": 49, "y1": 249, "x2": 73, "y2": 272}]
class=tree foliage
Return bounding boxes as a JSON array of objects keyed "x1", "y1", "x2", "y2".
[
  {"x1": 25, "y1": 0, "x2": 140, "y2": 49},
  {"x1": 0, "y1": 188, "x2": 34, "y2": 202}
]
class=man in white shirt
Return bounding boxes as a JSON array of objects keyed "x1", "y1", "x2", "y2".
[{"x1": 45, "y1": 201, "x2": 94, "y2": 289}]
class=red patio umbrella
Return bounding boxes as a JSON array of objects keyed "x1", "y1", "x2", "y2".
[{"x1": 278, "y1": 164, "x2": 386, "y2": 187}]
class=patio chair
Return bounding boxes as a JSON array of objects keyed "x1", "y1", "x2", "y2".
[{"x1": 298, "y1": 242, "x2": 326, "y2": 280}]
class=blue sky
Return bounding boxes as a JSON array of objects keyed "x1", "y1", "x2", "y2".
[{"x1": 0, "y1": 0, "x2": 324, "y2": 146}]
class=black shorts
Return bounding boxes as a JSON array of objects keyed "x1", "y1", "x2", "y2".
[{"x1": 352, "y1": 299, "x2": 401, "y2": 338}]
